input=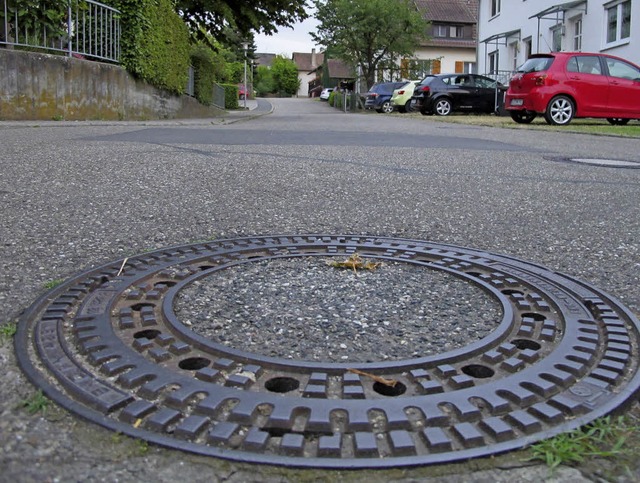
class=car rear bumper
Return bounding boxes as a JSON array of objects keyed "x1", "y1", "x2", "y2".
[{"x1": 505, "y1": 91, "x2": 547, "y2": 113}]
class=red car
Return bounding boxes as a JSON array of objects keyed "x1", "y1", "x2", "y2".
[{"x1": 505, "y1": 52, "x2": 640, "y2": 125}]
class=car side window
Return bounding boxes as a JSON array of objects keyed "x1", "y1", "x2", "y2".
[
  {"x1": 474, "y1": 77, "x2": 497, "y2": 89},
  {"x1": 454, "y1": 75, "x2": 471, "y2": 86},
  {"x1": 606, "y1": 58, "x2": 640, "y2": 80},
  {"x1": 570, "y1": 56, "x2": 603, "y2": 75},
  {"x1": 441, "y1": 77, "x2": 453, "y2": 86}
]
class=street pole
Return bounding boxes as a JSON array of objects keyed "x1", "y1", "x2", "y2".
[{"x1": 242, "y1": 42, "x2": 248, "y2": 109}]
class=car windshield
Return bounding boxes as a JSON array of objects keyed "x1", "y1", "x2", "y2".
[{"x1": 516, "y1": 57, "x2": 554, "y2": 74}]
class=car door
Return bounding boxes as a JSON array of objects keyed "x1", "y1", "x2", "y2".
[
  {"x1": 448, "y1": 75, "x2": 474, "y2": 109},
  {"x1": 564, "y1": 55, "x2": 609, "y2": 115},
  {"x1": 471, "y1": 75, "x2": 501, "y2": 112},
  {"x1": 604, "y1": 57, "x2": 640, "y2": 116}
]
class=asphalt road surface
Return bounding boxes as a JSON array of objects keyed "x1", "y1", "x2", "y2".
[{"x1": 1, "y1": 98, "x2": 639, "y2": 482}]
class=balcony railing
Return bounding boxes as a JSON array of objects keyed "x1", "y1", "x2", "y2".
[{"x1": 1, "y1": 0, "x2": 120, "y2": 63}]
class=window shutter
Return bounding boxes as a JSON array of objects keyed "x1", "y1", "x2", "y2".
[
  {"x1": 432, "y1": 59, "x2": 441, "y2": 74},
  {"x1": 455, "y1": 61, "x2": 464, "y2": 73}
]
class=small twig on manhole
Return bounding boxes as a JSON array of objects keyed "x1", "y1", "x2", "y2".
[
  {"x1": 348, "y1": 368, "x2": 397, "y2": 387},
  {"x1": 327, "y1": 253, "x2": 382, "y2": 274},
  {"x1": 116, "y1": 257, "x2": 129, "y2": 277}
]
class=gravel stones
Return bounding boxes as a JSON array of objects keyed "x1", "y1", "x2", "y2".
[{"x1": 174, "y1": 257, "x2": 502, "y2": 362}]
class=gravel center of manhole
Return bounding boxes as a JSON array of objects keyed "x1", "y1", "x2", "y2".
[{"x1": 173, "y1": 257, "x2": 503, "y2": 363}]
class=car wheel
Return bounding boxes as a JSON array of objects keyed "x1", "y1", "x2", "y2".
[
  {"x1": 380, "y1": 101, "x2": 394, "y2": 114},
  {"x1": 510, "y1": 110, "x2": 536, "y2": 124},
  {"x1": 607, "y1": 118, "x2": 630, "y2": 126},
  {"x1": 404, "y1": 99, "x2": 414, "y2": 113},
  {"x1": 434, "y1": 98, "x2": 452, "y2": 116},
  {"x1": 544, "y1": 95, "x2": 574, "y2": 125}
]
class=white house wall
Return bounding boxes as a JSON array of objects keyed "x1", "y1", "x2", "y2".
[
  {"x1": 477, "y1": 0, "x2": 640, "y2": 79},
  {"x1": 413, "y1": 47, "x2": 477, "y2": 73},
  {"x1": 297, "y1": 72, "x2": 311, "y2": 97}
]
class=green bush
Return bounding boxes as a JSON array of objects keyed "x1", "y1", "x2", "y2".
[
  {"x1": 191, "y1": 45, "x2": 216, "y2": 105},
  {"x1": 328, "y1": 90, "x2": 336, "y2": 106},
  {"x1": 221, "y1": 84, "x2": 240, "y2": 109},
  {"x1": 254, "y1": 66, "x2": 274, "y2": 97},
  {"x1": 114, "y1": 0, "x2": 190, "y2": 94},
  {"x1": 271, "y1": 55, "x2": 300, "y2": 96}
]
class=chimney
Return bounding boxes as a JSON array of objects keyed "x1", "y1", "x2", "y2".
[{"x1": 311, "y1": 48, "x2": 317, "y2": 67}]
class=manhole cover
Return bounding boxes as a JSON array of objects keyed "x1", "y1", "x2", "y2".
[{"x1": 15, "y1": 236, "x2": 640, "y2": 468}]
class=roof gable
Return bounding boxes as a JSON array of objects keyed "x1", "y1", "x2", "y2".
[
  {"x1": 292, "y1": 51, "x2": 325, "y2": 71},
  {"x1": 415, "y1": 0, "x2": 478, "y2": 23}
]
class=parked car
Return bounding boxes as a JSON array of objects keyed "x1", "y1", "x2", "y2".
[
  {"x1": 505, "y1": 52, "x2": 640, "y2": 125},
  {"x1": 364, "y1": 81, "x2": 407, "y2": 113},
  {"x1": 390, "y1": 80, "x2": 420, "y2": 113},
  {"x1": 412, "y1": 74, "x2": 504, "y2": 116},
  {"x1": 319, "y1": 88, "x2": 334, "y2": 101},
  {"x1": 238, "y1": 84, "x2": 248, "y2": 100}
]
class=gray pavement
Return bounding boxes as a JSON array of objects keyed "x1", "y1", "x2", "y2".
[{"x1": 1, "y1": 98, "x2": 639, "y2": 482}]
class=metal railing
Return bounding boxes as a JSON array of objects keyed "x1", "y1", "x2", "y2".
[
  {"x1": 484, "y1": 70, "x2": 516, "y2": 86},
  {"x1": 212, "y1": 83, "x2": 225, "y2": 110},
  {"x1": 1, "y1": 0, "x2": 120, "y2": 63}
]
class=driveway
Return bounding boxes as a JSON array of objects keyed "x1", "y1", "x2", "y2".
[{"x1": 1, "y1": 98, "x2": 639, "y2": 482}]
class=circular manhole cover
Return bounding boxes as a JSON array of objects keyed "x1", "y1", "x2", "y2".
[{"x1": 15, "y1": 236, "x2": 640, "y2": 468}]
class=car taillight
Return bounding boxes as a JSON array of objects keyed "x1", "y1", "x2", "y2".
[
  {"x1": 420, "y1": 86, "x2": 430, "y2": 93},
  {"x1": 398, "y1": 90, "x2": 405, "y2": 95},
  {"x1": 370, "y1": 93, "x2": 379, "y2": 98},
  {"x1": 534, "y1": 74, "x2": 547, "y2": 86}
]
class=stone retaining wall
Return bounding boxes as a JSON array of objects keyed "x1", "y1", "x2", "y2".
[{"x1": 0, "y1": 49, "x2": 223, "y2": 121}]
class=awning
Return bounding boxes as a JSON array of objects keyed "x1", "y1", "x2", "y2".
[
  {"x1": 480, "y1": 29, "x2": 521, "y2": 45},
  {"x1": 529, "y1": 0, "x2": 587, "y2": 20}
]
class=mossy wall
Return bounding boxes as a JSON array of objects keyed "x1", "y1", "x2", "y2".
[{"x1": 0, "y1": 50, "x2": 223, "y2": 121}]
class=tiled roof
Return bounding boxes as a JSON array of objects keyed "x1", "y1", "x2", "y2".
[
  {"x1": 254, "y1": 53, "x2": 276, "y2": 68},
  {"x1": 422, "y1": 39, "x2": 477, "y2": 49},
  {"x1": 292, "y1": 51, "x2": 325, "y2": 71},
  {"x1": 327, "y1": 59, "x2": 355, "y2": 79},
  {"x1": 415, "y1": 0, "x2": 478, "y2": 23}
]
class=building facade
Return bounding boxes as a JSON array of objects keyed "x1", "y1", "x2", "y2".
[
  {"x1": 292, "y1": 49, "x2": 324, "y2": 97},
  {"x1": 478, "y1": 0, "x2": 639, "y2": 83},
  {"x1": 409, "y1": 0, "x2": 480, "y2": 77}
]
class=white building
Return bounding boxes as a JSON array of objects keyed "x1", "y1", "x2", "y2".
[
  {"x1": 477, "y1": 0, "x2": 639, "y2": 83},
  {"x1": 292, "y1": 49, "x2": 324, "y2": 97},
  {"x1": 410, "y1": 0, "x2": 480, "y2": 76}
]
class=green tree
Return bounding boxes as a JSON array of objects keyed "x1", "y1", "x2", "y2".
[
  {"x1": 114, "y1": 0, "x2": 190, "y2": 93},
  {"x1": 254, "y1": 65, "x2": 275, "y2": 97},
  {"x1": 175, "y1": 0, "x2": 308, "y2": 45},
  {"x1": 312, "y1": 0, "x2": 428, "y2": 89},
  {"x1": 271, "y1": 55, "x2": 300, "y2": 96}
]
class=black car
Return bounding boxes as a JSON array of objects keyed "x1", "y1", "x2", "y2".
[
  {"x1": 364, "y1": 81, "x2": 407, "y2": 113},
  {"x1": 412, "y1": 74, "x2": 504, "y2": 116}
]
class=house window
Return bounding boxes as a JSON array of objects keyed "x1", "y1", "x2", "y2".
[
  {"x1": 491, "y1": 0, "x2": 501, "y2": 17},
  {"x1": 573, "y1": 17, "x2": 583, "y2": 50},
  {"x1": 451, "y1": 26, "x2": 464, "y2": 38},
  {"x1": 509, "y1": 42, "x2": 519, "y2": 70},
  {"x1": 489, "y1": 51, "x2": 499, "y2": 75},
  {"x1": 522, "y1": 37, "x2": 532, "y2": 59},
  {"x1": 434, "y1": 25, "x2": 448, "y2": 37},
  {"x1": 606, "y1": 0, "x2": 631, "y2": 44},
  {"x1": 551, "y1": 25, "x2": 563, "y2": 52},
  {"x1": 455, "y1": 61, "x2": 476, "y2": 74}
]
